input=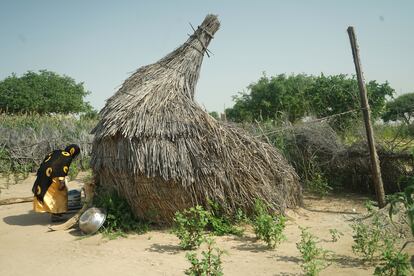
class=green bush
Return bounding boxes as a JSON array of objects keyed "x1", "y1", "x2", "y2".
[
  {"x1": 305, "y1": 172, "x2": 332, "y2": 197},
  {"x1": 94, "y1": 191, "x2": 148, "y2": 239},
  {"x1": 173, "y1": 205, "x2": 209, "y2": 250},
  {"x1": 185, "y1": 237, "x2": 225, "y2": 276},
  {"x1": 0, "y1": 70, "x2": 93, "y2": 114},
  {"x1": 296, "y1": 227, "x2": 331, "y2": 276},
  {"x1": 388, "y1": 177, "x2": 414, "y2": 237},
  {"x1": 206, "y1": 200, "x2": 244, "y2": 236},
  {"x1": 374, "y1": 239, "x2": 412, "y2": 276},
  {"x1": 252, "y1": 199, "x2": 287, "y2": 249},
  {"x1": 351, "y1": 213, "x2": 385, "y2": 262}
]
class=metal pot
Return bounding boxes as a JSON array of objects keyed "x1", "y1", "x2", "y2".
[{"x1": 79, "y1": 207, "x2": 106, "y2": 235}]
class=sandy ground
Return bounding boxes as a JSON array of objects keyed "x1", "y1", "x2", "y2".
[{"x1": 1, "y1": 174, "x2": 413, "y2": 276}]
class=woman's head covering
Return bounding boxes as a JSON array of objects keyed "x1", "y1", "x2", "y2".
[
  {"x1": 64, "y1": 144, "x2": 81, "y2": 157},
  {"x1": 32, "y1": 144, "x2": 81, "y2": 201}
]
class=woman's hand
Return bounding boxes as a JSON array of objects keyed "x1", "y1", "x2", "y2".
[{"x1": 58, "y1": 179, "x2": 66, "y2": 191}]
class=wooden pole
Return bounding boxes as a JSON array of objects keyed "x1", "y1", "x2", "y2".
[{"x1": 347, "y1": 26, "x2": 386, "y2": 208}]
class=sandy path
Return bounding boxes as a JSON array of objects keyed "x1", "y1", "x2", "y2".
[{"x1": 1, "y1": 176, "x2": 412, "y2": 276}]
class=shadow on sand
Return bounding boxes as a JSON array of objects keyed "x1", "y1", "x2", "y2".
[
  {"x1": 3, "y1": 211, "x2": 51, "y2": 226},
  {"x1": 146, "y1": 243, "x2": 182, "y2": 255}
]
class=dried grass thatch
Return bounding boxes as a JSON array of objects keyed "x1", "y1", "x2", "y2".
[{"x1": 91, "y1": 14, "x2": 302, "y2": 223}]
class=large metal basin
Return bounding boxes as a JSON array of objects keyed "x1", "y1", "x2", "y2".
[{"x1": 79, "y1": 207, "x2": 106, "y2": 235}]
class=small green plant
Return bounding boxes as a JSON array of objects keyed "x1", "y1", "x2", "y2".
[
  {"x1": 364, "y1": 200, "x2": 377, "y2": 213},
  {"x1": 296, "y1": 227, "x2": 331, "y2": 276},
  {"x1": 94, "y1": 191, "x2": 148, "y2": 239},
  {"x1": 67, "y1": 160, "x2": 80, "y2": 181},
  {"x1": 252, "y1": 199, "x2": 287, "y2": 249},
  {"x1": 351, "y1": 213, "x2": 385, "y2": 261},
  {"x1": 206, "y1": 200, "x2": 244, "y2": 236},
  {"x1": 173, "y1": 205, "x2": 209, "y2": 250},
  {"x1": 234, "y1": 208, "x2": 249, "y2": 224},
  {"x1": 305, "y1": 172, "x2": 332, "y2": 197},
  {"x1": 374, "y1": 239, "x2": 412, "y2": 276},
  {"x1": 328, "y1": 228, "x2": 343, "y2": 242},
  {"x1": 387, "y1": 177, "x2": 414, "y2": 237},
  {"x1": 185, "y1": 237, "x2": 225, "y2": 276}
]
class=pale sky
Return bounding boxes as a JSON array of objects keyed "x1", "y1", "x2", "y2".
[{"x1": 1, "y1": 0, "x2": 413, "y2": 113}]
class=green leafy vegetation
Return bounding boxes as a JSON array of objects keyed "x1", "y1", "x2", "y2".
[
  {"x1": 94, "y1": 190, "x2": 148, "y2": 239},
  {"x1": 374, "y1": 239, "x2": 412, "y2": 276},
  {"x1": 0, "y1": 70, "x2": 95, "y2": 115},
  {"x1": 172, "y1": 203, "x2": 246, "y2": 250},
  {"x1": 208, "y1": 111, "x2": 219, "y2": 120},
  {"x1": 206, "y1": 200, "x2": 244, "y2": 236},
  {"x1": 225, "y1": 73, "x2": 393, "y2": 130},
  {"x1": 387, "y1": 177, "x2": 414, "y2": 237},
  {"x1": 351, "y1": 200, "x2": 413, "y2": 275},
  {"x1": 306, "y1": 75, "x2": 393, "y2": 130},
  {"x1": 225, "y1": 73, "x2": 313, "y2": 123},
  {"x1": 351, "y1": 213, "x2": 385, "y2": 262},
  {"x1": 252, "y1": 199, "x2": 287, "y2": 249},
  {"x1": 382, "y1": 92, "x2": 414, "y2": 124},
  {"x1": 185, "y1": 237, "x2": 225, "y2": 276},
  {"x1": 329, "y1": 228, "x2": 343, "y2": 242},
  {"x1": 296, "y1": 227, "x2": 331, "y2": 276},
  {"x1": 305, "y1": 172, "x2": 332, "y2": 197},
  {"x1": 173, "y1": 205, "x2": 209, "y2": 250}
]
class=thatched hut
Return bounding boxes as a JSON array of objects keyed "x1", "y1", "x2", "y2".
[{"x1": 91, "y1": 14, "x2": 302, "y2": 223}]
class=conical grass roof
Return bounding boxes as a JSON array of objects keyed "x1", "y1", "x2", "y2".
[{"x1": 91, "y1": 14, "x2": 302, "y2": 223}]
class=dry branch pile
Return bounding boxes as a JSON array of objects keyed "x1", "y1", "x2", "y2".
[
  {"x1": 0, "y1": 114, "x2": 94, "y2": 180},
  {"x1": 263, "y1": 121, "x2": 413, "y2": 194},
  {"x1": 91, "y1": 14, "x2": 302, "y2": 223}
]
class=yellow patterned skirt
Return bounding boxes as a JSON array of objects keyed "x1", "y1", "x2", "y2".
[{"x1": 33, "y1": 177, "x2": 68, "y2": 214}]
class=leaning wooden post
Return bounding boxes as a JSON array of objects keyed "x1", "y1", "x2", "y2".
[{"x1": 347, "y1": 26, "x2": 386, "y2": 208}]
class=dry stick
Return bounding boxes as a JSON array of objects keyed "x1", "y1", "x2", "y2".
[
  {"x1": 347, "y1": 26, "x2": 386, "y2": 208},
  {"x1": 0, "y1": 196, "x2": 33, "y2": 205}
]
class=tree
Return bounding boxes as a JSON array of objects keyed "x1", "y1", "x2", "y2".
[
  {"x1": 382, "y1": 93, "x2": 414, "y2": 124},
  {"x1": 306, "y1": 74, "x2": 394, "y2": 130},
  {"x1": 208, "y1": 111, "x2": 219, "y2": 120},
  {"x1": 0, "y1": 70, "x2": 94, "y2": 114},
  {"x1": 225, "y1": 74, "x2": 314, "y2": 123},
  {"x1": 225, "y1": 73, "x2": 394, "y2": 130}
]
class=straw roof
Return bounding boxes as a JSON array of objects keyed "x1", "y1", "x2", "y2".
[{"x1": 91, "y1": 14, "x2": 302, "y2": 223}]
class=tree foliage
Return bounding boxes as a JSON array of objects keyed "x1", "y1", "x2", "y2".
[
  {"x1": 382, "y1": 93, "x2": 414, "y2": 124},
  {"x1": 306, "y1": 74, "x2": 394, "y2": 129},
  {"x1": 0, "y1": 70, "x2": 93, "y2": 114},
  {"x1": 208, "y1": 111, "x2": 219, "y2": 120},
  {"x1": 225, "y1": 74, "x2": 313, "y2": 123},
  {"x1": 225, "y1": 73, "x2": 394, "y2": 129}
]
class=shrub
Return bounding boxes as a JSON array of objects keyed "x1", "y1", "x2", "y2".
[
  {"x1": 305, "y1": 172, "x2": 332, "y2": 197},
  {"x1": 94, "y1": 191, "x2": 148, "y2": 239},
  {"x1": 0, "y1": 70, "x2": 93, "y2": 114},
  {"x1": 374, "y1": 239, "x2": 412, "y2": 276},
  {"x1": 173, "y1": 205, "x2": 209, "y2": 250},
  {"x1": 253, "y1": 199, "x2": 287, "y2": 249},
  {"x1": 206, "y1": 200, "x2": 244, "y2": 236},
  {"x1": 388, "y1": 177, "x2": 414, "y2": 237},
  {"x1": 351, "y1": 213, "x2": 385, "y2": 261},
  {"x1": 185, "y1": 237, "x2": 225, "y2": 276},
  {"x1": 296, "y1": 227, "x2": 331, "y2": 276}
]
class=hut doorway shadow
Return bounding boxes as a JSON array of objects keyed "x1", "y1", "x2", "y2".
[{"x1": 3, "y1": 211, "x2": 50, "y2": 226}]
